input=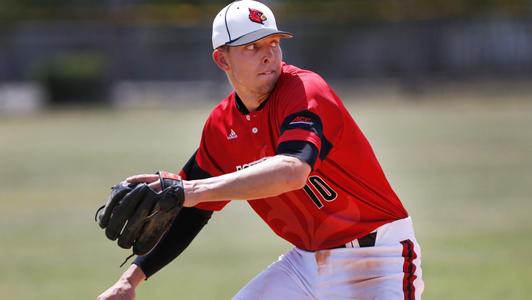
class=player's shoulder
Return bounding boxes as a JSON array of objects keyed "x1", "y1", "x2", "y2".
[
  {"x1": 209, "y1": 92, "x2": 234, "y2": 117},
  {"x1": 202, "y1": 92, "x2": 234, "y2": 130}
]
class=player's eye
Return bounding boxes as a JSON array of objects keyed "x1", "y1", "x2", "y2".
[
  {"x1": 245, "y1": 44, "x2": 256, "y2": 51},
  {"x1": 271, "y1": 40, "x2": 279, "y2": 47}
]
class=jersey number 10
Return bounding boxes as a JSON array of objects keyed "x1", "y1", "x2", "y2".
[{"x1": 303, "y1": 176, "x2": 337, "y2": 209}]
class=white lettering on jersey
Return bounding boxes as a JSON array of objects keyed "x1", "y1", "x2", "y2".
[{"x1": 236, "y1": 157, "x2": 270, "y2": 171}]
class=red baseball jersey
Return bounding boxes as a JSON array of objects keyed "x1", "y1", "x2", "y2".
[{"x1": 179, "y1": 63, "x2": 408, "y2": 251}]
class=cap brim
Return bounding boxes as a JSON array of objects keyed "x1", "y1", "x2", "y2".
[{"x1": 226, "y1": 28, "x2": 293, "y2": 47}]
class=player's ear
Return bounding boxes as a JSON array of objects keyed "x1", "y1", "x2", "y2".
[{"x1": 212, "y1": 48, "x2": 231, "y2": 72}]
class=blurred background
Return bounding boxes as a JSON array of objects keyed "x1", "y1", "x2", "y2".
[{"x1": 1, "y1": 0, "x2": 531, "y2": 299}]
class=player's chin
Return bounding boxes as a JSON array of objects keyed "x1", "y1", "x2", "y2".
[
  {"x1": 256, "y1": 73, "x2": 279, "y2": 90},
  {"x1": 255, "y1": 81, "x2": 277, "y2": 96}
]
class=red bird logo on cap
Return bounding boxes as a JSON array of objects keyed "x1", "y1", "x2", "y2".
[{"x1": 249, "y1": 8, "x2": 267, "y2": 24}]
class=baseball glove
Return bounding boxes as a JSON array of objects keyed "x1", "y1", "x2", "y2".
[{"x1": 95, "y1": 171, "x2": 185, "y2": 265}]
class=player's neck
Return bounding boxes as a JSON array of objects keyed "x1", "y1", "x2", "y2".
[{"x1": 233, "y1": 88, "x2": 269, "y2": 113}]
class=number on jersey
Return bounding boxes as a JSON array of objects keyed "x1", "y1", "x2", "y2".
[{"x1": 303, "y1": 176, "x2": 337, "y2": 208}]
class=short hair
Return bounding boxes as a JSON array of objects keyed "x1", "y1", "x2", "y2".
[{"x1": 217, "y1": 45, "x2": 229, "y2": 52}]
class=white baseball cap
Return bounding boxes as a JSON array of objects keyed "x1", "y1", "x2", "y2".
[{"x1": 212, "y1": 0, "x2": 293, "y2": 49}]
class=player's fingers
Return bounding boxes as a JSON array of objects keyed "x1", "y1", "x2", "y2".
[
  {"x1": 148, "y1": 180, "x2": 162, "y2": 192},
  {"x1": 126, "y1": 174, "x2": 159, "y2": 184}
]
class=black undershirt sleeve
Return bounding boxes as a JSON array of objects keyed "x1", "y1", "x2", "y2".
[
  {"x1": 133, "y1": 150, "x2": 214, "y2": 279},
  {"x1": 277, "y1": 140, "x2": 319, "y2": 170},
  {"x1": 133, "y1": 207, "x2": 213, "y2": 278}
]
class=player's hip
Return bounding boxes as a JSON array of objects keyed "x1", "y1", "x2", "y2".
[
  {"x1": 234, "y1": 217, "x2": 424, "y2": 300},
  {"x1": 309, "y1": 217, "x2": 424, "y2": 299}
]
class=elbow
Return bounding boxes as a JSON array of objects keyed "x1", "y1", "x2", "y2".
[
  {"x1": 278, "y1": 156, "x2": 311, "y2": 191},
  {"x1": 288, "y1": 169, "x2": 309, "y2": 191}
]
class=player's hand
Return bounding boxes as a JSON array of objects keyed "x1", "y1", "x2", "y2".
[
  {"x1": 126, "y1": 172, "x2": 199, "y2": 207},
  {"x1": 96, "y1": 278, "x2": 136, "y2": 300},
  {"x1": 127, "y1": 174, "x2": 161, "y2": 192}
]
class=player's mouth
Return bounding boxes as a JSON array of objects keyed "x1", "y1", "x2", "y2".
[{"x1": 258, "y1": 70, "x2": 276, "y2": 76}]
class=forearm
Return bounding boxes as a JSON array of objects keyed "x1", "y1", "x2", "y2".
[
  {"x1": 119, "y1": 264, "x2": 146, "y2": 287},
  {"x1": 133, "y1": 207, "x2": 213, "y2": 278},
  {"x1": 184, "y1": 155, "x2": 310, "y2": 205}
]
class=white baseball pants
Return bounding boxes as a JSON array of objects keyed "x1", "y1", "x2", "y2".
[{"x1": 233, "y1": 217, "x2": 424, "y2": 300}]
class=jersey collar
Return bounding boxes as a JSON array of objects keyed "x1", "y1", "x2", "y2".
[{"x1": 234, "y1": 93, "x2": 269, "y2": 115}]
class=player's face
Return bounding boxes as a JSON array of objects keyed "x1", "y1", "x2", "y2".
[{"x1": 223, "y1": 36, "x2": 283, "y2": 99}]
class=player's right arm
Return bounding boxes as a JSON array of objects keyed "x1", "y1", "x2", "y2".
[
  {"x1": 96, "y1": 264, "x2": 145, "y2": 300},
  {"x1": 96, "y1": 207, "x2": 213, "y2": 300}
]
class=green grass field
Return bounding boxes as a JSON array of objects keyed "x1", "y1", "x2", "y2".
[{"x1": 1, "y1": 98, "x2": 531, "y2": 299}]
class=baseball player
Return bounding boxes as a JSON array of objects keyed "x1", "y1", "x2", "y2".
[{"x1": 97, "y1": 1, "x2": 424, "y2": 299}]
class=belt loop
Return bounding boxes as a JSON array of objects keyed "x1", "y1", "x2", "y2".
[
  {"x1": 344, "y1": 240, "x2": 356, "y2": 248},
  {"x1": 330, "y1": 231, "x2": 378, "y2": 249},
  {"x1": 358, "y1": 231, "x2": 377, "y2": 247}
]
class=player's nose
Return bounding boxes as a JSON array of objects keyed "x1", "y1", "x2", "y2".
[{"x1": 262, "y1": 47, "x2": 275, "y2": 64}]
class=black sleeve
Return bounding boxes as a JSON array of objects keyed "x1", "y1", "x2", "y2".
[
  {"x1": 278, "y1": 110, "x2": 333, "y2": 166},
  {"x1": 133, "y1": 207, "x2": 213, "y2": 278},
  {"x1": 181, "y1": 149, "x2": 212, "y2": 180},
  {"x1": 133, "y1": 150, "x2": 214, "y2": 279},
  {"x1": 277, "y1": 140, "x2": 319, "y2": 169}
]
